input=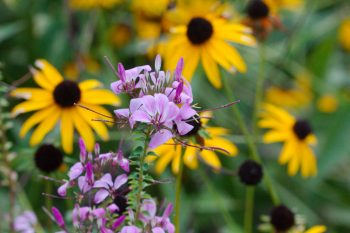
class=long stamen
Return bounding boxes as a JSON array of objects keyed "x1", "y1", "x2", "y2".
[
  {"x1": 198, "y1": 100, "x2": 241, "y2": 113},
  {"x1": 75, "y1": 103, "x2": 114, "y2": 119}
]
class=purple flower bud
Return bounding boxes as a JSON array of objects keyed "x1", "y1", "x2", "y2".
[
  {"x1": 174, "y1": 81, "x2": 184, "y2": 104},
  {"x1": 79, "y1": 138, "x2": 86, "y2": 162},
  {"x1": 117, "y1": 150, "x2": 130, "y2": 172},
  {"x1": 95, "y1": 143, "x2": 100, "y2": 156},
  {"x1": 162, "y1": 203, "x2": 173, "y2": 221},
  {"x1": 118, "y1": 63, "x2": 126, "y2": 82},
  {"x1": 155, "y1": 54, "x2": 162, "y2": 71},
  {"x1": 57, "y1": 182, "x2": 69, "y2": 196},
  {"x1": 86, "y1": 161, "x2": 94, "y2": 184},
  {"x1": 174, "y1": 57, "x2": 184, "y2": 82},
  {"x1": 112, "y1": 215, "x2": 126, "y2": 230},
  {"x1": 107, "y1": 204, "x2": 119, "y2": 213},
  {"x1": 51, "y1": 207, "x2": 65, "y2": 228}
]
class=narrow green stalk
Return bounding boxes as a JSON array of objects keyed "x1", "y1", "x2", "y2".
[
  {"x1": 223, "y1": 76, "x2": 280, "y2": 205},
  {"x1": 252, "y1": 44, "x2": 266, "y2": 135},
  {"x1": 199, "y1": 168, "x2": 242, "y2": 233},
  {"x1": 244, "y1": 187, "x2": 255, "y2": 233},
  {"x1": 174, "y1": 147, "x2": 184, "y2": 233},
  {"x1": 135, "y1": 132, "x2": 150, "y2": 220}
]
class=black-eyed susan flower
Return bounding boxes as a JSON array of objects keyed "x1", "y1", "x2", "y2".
[
  {"x1": 265, "y1": 74, "x2": 312, "y2": 109},
  {"x1": 69, "y1": 0, "x2": 122, "y2": 10},
  {"x1": 146, "y1": 112, "x2": 238, "y2": 174},
  {"x1": 338, "y1": 18, "x2": 350, "y2": 52},
  {"x1": 258, "y1": 104, "x2": 317, "y2": 177},
  {"x1": 270, "y1": 205, "x2": 295, "y2": 232},
  {"x1": 11, "y1": 59, "x2": 120, "y2": 154},
  {"x1": 161, "y1": 0, "x2": 256, "y2": 89}
]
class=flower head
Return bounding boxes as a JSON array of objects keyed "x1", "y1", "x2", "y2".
[
  {"x1": 258, "y1": 104, "x2": 317, "y2": 177},
  {"x1": 11, "y1": 59, "x2": 120, "y2": 153},
  {"x1": 14, "y1": 211, "x2": 37, "y2": 233}
]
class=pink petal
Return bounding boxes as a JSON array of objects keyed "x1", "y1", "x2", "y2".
[
  {"x1": 107, "y1": 204, "x2": 119, "y2": 213},
  {"x1": 149, "y1": 130, "x2": 173, "y2": 149},
  {"x1": 112, "y1": 215, "x2": 126, "y2": 229},
  {"x1": 152, "y1": 227, "x2": 165, "y2": 233},
  {"x1": 114, "y1": 108, "x2": 130, "y2": 118},
  {"x1": 68, "y1": 162, "x2": 84, "y2": 180},
  {"x1": 180, "y1": 104, "x2": 197, "y2": 119},
  {"x1": 176, "y1": 121, "x2": 193, "y2": 135},
  {"x1": 113, "y1": 174, "x2": 128, "y2": 190},
  {"x1": 141, "y1": 95, "x2": 156, "y2": 116},
  {"x1": 79, "y1": 138, "x2": 87, "y2": 162},
  {"x1": 51, "y1": 207, "x2": 65, "y2": 228},
  {"x1": 92, "y1": 208, "x2": 106, "y2": 219},
  {"x1": 57, "y1": 182, "x2": 69, "y2": 197},
  {"x1": 94, "y1": 173, "x2": 113, "y2": 189},
  {"x1": 141, "y1": 199, "x2": 157, "y2": 219},
  {"x1": 120, "y1": 226, "x2": 141, "y2": 233},
  {"x1": 111, "y1": 80, "x2": 123, "y2": 95},
  {"x1": 94, "y1": 189, "x2": 110, "y2": 204},
  {"x1": 132, "y1": 110, "x2": 151, "y2": 123},
  {"x1": 165, "y1": 102, "x2": 180, "y2": 122}
]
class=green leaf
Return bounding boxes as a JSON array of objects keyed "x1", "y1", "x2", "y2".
[{"x1": 0, "y1": 21, "x2": 24, "y2": 43}]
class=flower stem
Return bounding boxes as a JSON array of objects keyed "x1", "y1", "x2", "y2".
[
  {"x1": 244, "y1": 187, "x2": 255, "y2": 233},
  {"x1": 135, "y1": 131, "x2": 150, "y2": 220},
  {"x1": 223, "y1": 76, "x2": 280, "y2": 205},
  {"x1": 174, "y1": 147, "x2": 184, "y2": 233}
]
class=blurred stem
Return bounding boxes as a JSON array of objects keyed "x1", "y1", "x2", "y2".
[
  {"x1": 199, "y1": 168, "x2": 242, "y2": 233},
  {"x1": 244, "y1": 187, "x2": 255, "y2": 233},
  {"x1": 45, "y1": 180, "x2": 52, "y2": 230},
  {"x1": 223, "y1": 76, "x2": 280, "y2": 205},
  {"x1": 252, "y1": 44, "x2": 266, "y2": 135},
  {"x1": 135, "y1": 131, "x2": 151, "y2": 220},
  {"x1": 174, "y1": 147, "x2": 184, "y2": 233}
]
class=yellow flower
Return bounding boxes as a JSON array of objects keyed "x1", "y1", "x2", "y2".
[
  {"x1": 109, "y1": 24, "x2": 132, "y2": 47},
  {"x1": 317, "y1": 94, "x2": 338, "y2": 113},
  {"x1": 265, "y1": 75, "x2": 312, "y2": 109},
  {"x1": 69, "y1": 0, "x2": 122, "y2": 10},
  {"x1": 258, "y1": 104, "x2": 317, "y2": 177},
  {"x1": 147, "y1": 113, "x2": 238, "y2": 174},
  {"x1": 338, "y1": 18, "x2": 350, "y2": 52},
  {"x1": 11, "y1": 59, "x2": 121, "y2": 154},
  {"x1": 161, "y1": 0, "x2": 256, "y2": 89},
  {"x1": 294, "y1": 225, "x2": 327, "y2": 233},
  {"x1": 64, "y1": 55, "x2": 100, "y2": 80}
]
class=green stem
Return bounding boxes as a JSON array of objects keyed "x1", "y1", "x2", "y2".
[
  {"x1": 200, "y1": 168, "x2": 242, "y2": 233},
  {"x1": 135, "y1": 132, "x2": 151, "y2": 220},
  {"x1": 223, "y1": 76, "x2": 280, "y2": 205},
  {"x1": 244, "y1": 187, "x2": 255, "y2": 233},
  {"x1": 174, "y1": 147, "x2": 184, "y2": 233}
]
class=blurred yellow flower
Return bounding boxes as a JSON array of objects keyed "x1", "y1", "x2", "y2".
[
  {"x1": 147, "y1": 113, "x2": 238, "y2": 174},
  {"x1": 109, "y1": 24, "x2": 132, "y2": 47},
  {"x1": 265, "y1": 75, "x2": 312, "y2": 109},
  {"x1": 69, "y1": 0, "x2": 122, "y2": 10},
  {"x1": 259, "y1": 104, "x2": 317, "y2": 178},
  {"x1": 338, "y1": 18, "x2": 350, "y2": 52},
  {"x1": 317, "y1": 94, "x2": 338, "y2": 113},
  {"x1": 161, "y1": 0, "x2": 256, "y2": 89},
  {"x1": 64, "y1": 55, "x2": 100, "y2": 80},
  {"x1": 264, "y1": 0, "x2": 302, "y2": 14},
  {"x1": 11, "y1": 59, "x2": 120, "y2": 154}
]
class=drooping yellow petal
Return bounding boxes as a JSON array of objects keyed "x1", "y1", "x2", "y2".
[
  {"x1": 76, "y1": 105, "x2": 109, "y2": 140},
  {"x1": 155, "y1": 151, "x2": 175, "y2": 175},
  {"x1": 279, "y1": 140, "x2": 295, "y2": 164},
  {"x1": 287, "y1": 143, "x2": 300, "y2": 176},
  {"x1": 10, "y1": 88, "x2": 52, "y2": 100},
  {"x1": 12, "y1": 100, "x2": 53, "y2": 116},
  {"x1": 60, "y1": 108, "x2": 74, "y2": 154},
  {"x1": 304, "y1": 225, "x2": 327, "y2": 233},
  {"x1": 261, "y1": 103, "x2": 295, "y2": 125},
  {"x1": 202, "y1": 46, "x2": 221, "y2": 88},
  {"x1": 199, "y1": 150, "x2": 221, "y2": 170},
  {"x1": 206, "y1": 41, "x2": 234, "y2": 73},
  {"x1": 206, "y1": 137, "x2": 238, "y2": 156},
  {"x1": 172, "y1": 149, "x2": 182, "y2": 174},
  {"x1": 19, "y1": 105, "x2": 58, "y2": 138},
  {"x1": 183, "y1": 146, "x2": 198, "y2": 169},
  {"x1": 206, "y1": 127, "x2": 229, "y2": 137},
  {"x1": 78, "y1": 79, "x2": 103, "y2": 91},
  {"x1": 81, "y1": 90, "x2": 121, "y2": 106},
  {"x1": 215, "y1": 24, "x2": 256, "y2": 47},
  {"x1": 29, "y1": 108, "x2": 61, "y2": 146},
  {"x1": 300, "y1": 143, "x2": 317, "y2": 177},
  {"x1": 263, "y1": 130, "x2": 289, "y2": 143},
  {"x1": 72, "y1": 110, "x2": 95, "y2": 152},
  {"x1": 35, "y1": 59, "x2": 64, "y2": 86}
]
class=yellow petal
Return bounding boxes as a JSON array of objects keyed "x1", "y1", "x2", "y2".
[
  {"x1": 199, "y1": 150, "x2": 221, "y2": 170},
  {"x1": 10, "y1": 88, "x2": 52, "y2": 100},
  {"x1": 30, "y1": 68, "x2": 55, "y2": 91},
  {"x1": 172, "y1": 150, "x2": 182, "y2": 174},
  {"x1": 12, "y1": 100, "x2": 53, "y2": 117},
  {"x1": 61, "y1": 109, "x2": 74, "y2": 154},
  {"x1": 304, "y1": 225, "x2": 327, "y2": 233},
  {"x1": 183, "y1": 146, "x2": 198, "y2": 170},
  {"x1": 206, "y1": 137, "x2": 238, "y2": 156},
  {"x1": 181, "y1": 42, "x2": 200, "y2": 81},
  {"x1": 19, "y1": 105, "x2": 58, "y2": 138},
  {"x1": 215, "y1": 24, "x2": 256, "y2": 47},
  {"x1": 206, "y1": 127, "x2": 229, "y2": 137},
  {"x1": 263, "y1": 130, "x2": 289, "y2": 143},
  {"x1": 35, "y1": 59, "x2": 63, "y2": 86},
  {"x1": 155, "y1": 151, "x2": 175, "y2": 175},
  {"x1": 77, "y1": 105, "x2": 109, "y2": 140},
  {"x1": 279, "y1": 140, "x2": 294, "y2": 164},
  {"x1": 78, "y1": 80, "x2": 103, "y2": 91},
  {"x1": 81, "y1": 90, "x2": 121, "y2": 106},
  {"x1": 72, "y1": 110, "x2": 95, "y2": 152},
  {"x1": 287, "y1": 142, "x2": 300, "y2": 176},
  {"x1": 202, "y1": 46, "x2": 221, "y2": 88},
  {"x1": 29, "y1": 108, "x2": 61, "y2": 146}
]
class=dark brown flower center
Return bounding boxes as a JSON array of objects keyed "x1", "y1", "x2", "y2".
[
  {"x1": 246, "y1": 0, "x2": 270, "y2": 19},
  {"x1": 34, "y1": 144, "x2": 63, "y2": 173},
  {"x1": 293, "y1": 120, "x2": 312, "y2": 140},
  {"x1": 183, "y1": 115, "x2": 202, "y2": 136},
  {"x1": 53, "y1": 80, "x2": 81, "y2": 107},
  {"x1": 270, "y1": 205, "x2": 295, "y2": 232},
  {"x1": 186, "y1": 17, "x2": 213, "y2": 45},
  {"x1": 238, "y1": 160, "x2": 263, "y2": 185}
]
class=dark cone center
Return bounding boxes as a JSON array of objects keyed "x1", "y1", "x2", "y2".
[
  {"x1": 183, "y1": 115, "x2": 202, "y2": 136},
  {"x1": 53, "y1": 80, "x2": 81, "y2": 107},
  {"x1": 34, "y1": 144, "x2": 63, "y2": 173},
  {"x1": 293, "y1": 120, "x2": 312, "y2": 140},
  {"x1": 246, "y1": 0, "x2": 270, "y2": 19},
  {"x1": 270, "y1": 205, "x2": 295, "y2": 232},
  {"x1": 186, "y1": 17, "x2": 213, "y2": 45},
  {"x1": 238, "y1": 160, "x2": 263, "y2": 185}
]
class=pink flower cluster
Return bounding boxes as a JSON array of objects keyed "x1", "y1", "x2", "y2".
[{"x1": 112, "y1": 56, "x2": 198, "y2": 148}]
